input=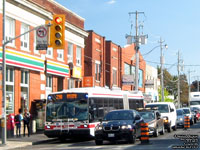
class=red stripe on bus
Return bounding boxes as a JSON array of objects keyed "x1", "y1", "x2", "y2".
[
  {"x1": 77, "y1": 124, "x2": 96, "y2": 129},
  {"x1": 92, "y1": 93, "x2": 122, "y2": 97}
]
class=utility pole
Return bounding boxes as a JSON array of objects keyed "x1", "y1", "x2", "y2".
[
  {"x1": 128, "y1": 11, "x2": 144, "y2": 92},
  {"x1": 188, "y1": 70, "x2": 195, "y2": 107},
  {"x1": 159, "y1": 37, "x2": 165, "y2": 102},
  {"x1": 177, "y1": 50, "x2": 181, "y2": 108}
]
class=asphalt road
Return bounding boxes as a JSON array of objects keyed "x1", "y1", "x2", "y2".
[{"x1": 9, "y1": 122, "x2": 200, "y2": 150}]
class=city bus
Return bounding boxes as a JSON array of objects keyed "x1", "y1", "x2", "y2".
[
  {"x1": 190, "y1": 92, "x2": 200, "y2": 108},
  {"x1": 44, "y1": 87, "x2": 144, "y2": 140}
]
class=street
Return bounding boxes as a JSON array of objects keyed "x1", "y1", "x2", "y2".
[{"x1": 8, "y1": 122, "x2": 200, "y2": 150}]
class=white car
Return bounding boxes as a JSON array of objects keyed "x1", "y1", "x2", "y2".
[{"x1": 145, "y1": 102, "x2": 177, "y2": 132}]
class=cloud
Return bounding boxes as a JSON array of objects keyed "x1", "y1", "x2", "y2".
[{"x1": 107, "y1": 0, "x2": 116, "y2": 4}]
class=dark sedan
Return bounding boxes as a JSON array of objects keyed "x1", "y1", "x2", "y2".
[{"x1": 95, "y1": 109, "x2": 144, "y2": 145}]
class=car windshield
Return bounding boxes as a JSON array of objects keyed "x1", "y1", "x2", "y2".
[
  {"x1": 145, "y1": 104, "x2": 169, "y2": 113},
  {"x1": 176, "y1": 110, "x2": 183, "y2": 116},
  {"x1": 139, "y1": 111, "x2": 155, "y2": 120},
  {"x1": 190, "y1": 101, "x2": 200, "y2": 105},
  {"x1": 103, "y1": 111, "x2": 134, "y2": 121},
  {"x1": 182, "y1": 109, "x2": 190, "y2": 114}
]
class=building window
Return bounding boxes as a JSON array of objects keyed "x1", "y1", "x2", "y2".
[
  {"x1": 21, "y1": 70, "x2": 29, "y2": 85},
  {"x1": 5, "y1": 16, "x2": 15, "y2": 47},
  {"x1": 46, "y1": 74, "x2": 53, "y2": 96},
  {"x1": 57, "y1": 49, "x2": 64, "y2": 61},
  {"x1": 34, "y1": 30, "x2": 39, "y2": 54},
  {"x1": 76, "y1": 46, "x2": 81, "y2": 66},
  {"x1": 112, "y1": 68, "x2": 117, "y2": 85},
  {"x1": 6, "y1": 68, "x2": 14, "y2": 114},
  {"x1": 124, "y1": 63, "x2": 130, "y2": 75},
  {"x1": 67, "y1": 42, "x2": 73, "y2": 63},
  {"x1": 95, "y1": 38, "x2": 101, "y2": 43},
  {"x1": 21, "y1": 23, "x2": 29, "y2": 51},
  {"x1": 46, "y1": 47, "x2": 53, "y2": 58},
  {"x1": 20, "y1": 70, "x2": 29, "y2": 111},
  {"x1": 95, "y1": 61, "x2": 101, "y2": 81},
  {"x1": 113, "y1": 47, "x2": 117, "y2": 52}
]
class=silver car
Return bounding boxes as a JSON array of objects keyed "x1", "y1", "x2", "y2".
[{"x1": 176, "y1": 109, "x2": 185, "y2": 127}]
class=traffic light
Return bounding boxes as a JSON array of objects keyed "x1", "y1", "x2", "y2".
[{"x1": 52, "y1": 14, "x2": 65, "y2": 49}]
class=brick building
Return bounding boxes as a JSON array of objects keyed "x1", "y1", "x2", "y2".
[
  {"x1": 84, "y1": 30, "x2": 106, "y2": 87},
  {"x1": 0, "y1": 0, "x2": 88, "y2": 116},
  {"x1": 84, "y1": 31, "x2": 146, "y2": 92}
]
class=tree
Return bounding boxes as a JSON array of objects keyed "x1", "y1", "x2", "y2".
[{"x1": 158, "y1": 88, "x2": 174, "y2": 102}]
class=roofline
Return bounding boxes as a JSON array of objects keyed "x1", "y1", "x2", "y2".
[{"x1": 48, "y1": 0, "x2": 85, "y2": 21}]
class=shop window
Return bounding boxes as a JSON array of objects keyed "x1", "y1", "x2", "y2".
[{"x1": 6, "y1": 68, "x2": 14, "y2": 114}]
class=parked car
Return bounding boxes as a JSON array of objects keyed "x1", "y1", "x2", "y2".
[
  {"x1": 138, "y1": 108, "x2": 164, "y2": 137},
  {"x1": 176, "y1": 109, "x2": 185, "y2": 128},
  {"x1": 95, "y1": 109, "x2": 144, "y2": 145},
  {"x1": 190, "y1": 107, "x2": 200, "y2": 121},
  {"x1": 145, "y1": 102, "x2": 177, "y2": 133},
  {"x1": 181, "y1": 108, "x2": 195, "y2": 125}
]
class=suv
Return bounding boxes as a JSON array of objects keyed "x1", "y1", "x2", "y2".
[
  {"x1": 94, "y1": 109, "x2": 144, "y2": 145},
  {"x1": 181, "y1": 107, "x2": 195, "y2": 125},
  {"x1": 138, "y1": 109, "x2": 164, "y2": 137},
  {"x1": 145, "y1": 102, "x2": 177, "y2": 132}
]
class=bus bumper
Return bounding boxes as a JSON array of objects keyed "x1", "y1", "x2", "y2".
[{"x1": 44, "y1": 129, "x2": 91, "y2": 138}]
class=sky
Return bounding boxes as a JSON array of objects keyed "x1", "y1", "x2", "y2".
[{"x1": 55, "y1": 0, "x2": 200, "y2": 82}]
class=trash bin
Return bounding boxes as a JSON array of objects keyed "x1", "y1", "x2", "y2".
[{"x1": 7, "y1": 113, "x2": 15, "y2": 138}]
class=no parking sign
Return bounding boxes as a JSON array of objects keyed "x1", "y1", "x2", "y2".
[{"x1": 36, "y1": 26, "x2": 48, "y2": 50}]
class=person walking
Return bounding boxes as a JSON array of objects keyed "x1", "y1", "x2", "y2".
[
  {"x1": 15, "y1": 109, "x2": 23, "y2": 137},
  {"x1": 23, "y1": 108, "x2": 31, "y2": 137}
]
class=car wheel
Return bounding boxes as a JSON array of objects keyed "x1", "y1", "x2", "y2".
[
  {"x1": 95, "y1": 139, "x2": 103, "y2": 145},
  {"x1": 153, "y1": 128, "x2": 159, "y2": 137},
  {"x1": 160, "y1": 126, "x2": 165, "y2": 135},
  {"x1": 128, "y1": 134, "x2": 136, "y2": 144},
  {"x1": 167, "y1": 126, "x2": 171, "y2": 133},
  {"x1": 172, "y1": 125, "x2": 177, "y2": 131}
]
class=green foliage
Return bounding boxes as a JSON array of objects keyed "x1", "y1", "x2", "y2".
[{"x1": 158, "y1": 88, "x2": 174, "y2": 102}]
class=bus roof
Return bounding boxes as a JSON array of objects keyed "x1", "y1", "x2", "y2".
[{"x1": 48, "y1": 87, "x2": 144, "y2": 99}]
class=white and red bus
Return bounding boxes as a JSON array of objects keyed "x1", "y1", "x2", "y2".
[{"x1": 44, "y1": 87, "x2": 144, "y2": 140}]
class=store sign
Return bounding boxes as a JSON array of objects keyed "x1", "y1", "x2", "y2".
[
  {"x1": 83, "y1": 76, "x2": 94, "y2": 87},
  {"x1": 122, "y1": 74, "x2": 134, "y2": 85},
  {"x1": 145, "y1": 80, "x2": 154, "y2": 87},
  {"x1": 72, "y1": 66, "x2": 82, "y2": 78}
]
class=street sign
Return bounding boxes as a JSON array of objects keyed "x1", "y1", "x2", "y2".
[{"x1": 36, "y1": 26, "x2": 48, "y2": 50}]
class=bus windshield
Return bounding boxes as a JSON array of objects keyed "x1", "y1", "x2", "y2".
[
  {"x1": 46, "y1": 93, "x2": 88, "y2": 122},
  {"x1": 145, "y1": 104, "x2": 169, "y2": 113}
]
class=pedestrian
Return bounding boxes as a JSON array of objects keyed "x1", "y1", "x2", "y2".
[
  {"x1": 15, "y1": 108, "x2": 23, "y2": 137},
  {"x1": 23, "y1": 108, "x2": 31, "y2": 137}
]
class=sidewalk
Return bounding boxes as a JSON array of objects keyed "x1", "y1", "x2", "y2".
[{"x1": 0, "y1": 133, "x2": 56, "y2": 150}]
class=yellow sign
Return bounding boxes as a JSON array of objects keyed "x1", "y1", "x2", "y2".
[
  {"x1": 67, "y1": 94, "x2": 77, "y2": 99},
  {"x1": 72, "y1": 66, "x2": 82, "y2": 78},
  {"x1": 56, "y1": 94, "x2": 63, "y2": 99}
]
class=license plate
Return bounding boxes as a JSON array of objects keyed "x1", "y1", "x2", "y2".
[{"x1": 108, "y1": 133, "x2": 115, "y2": 137}]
